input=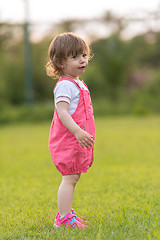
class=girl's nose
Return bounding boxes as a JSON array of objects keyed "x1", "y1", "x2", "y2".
[{"x1": 79, "y1": 55, "x2": 84, "y2": 63}]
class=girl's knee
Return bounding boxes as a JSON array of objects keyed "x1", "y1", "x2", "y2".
[
  {"x1": 74, "y1": 173, "x2": 81, "y2": 182},
  {"x1": 70, "y1": 174, "x2": 81, "y2": 185},
  {"x1": 63, "y1": 173, "x2": 81, "y2": 186}
]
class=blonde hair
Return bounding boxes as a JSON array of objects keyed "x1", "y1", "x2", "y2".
[{"x1": 46, "y1": 32, "x2": 91, "y2": 79}]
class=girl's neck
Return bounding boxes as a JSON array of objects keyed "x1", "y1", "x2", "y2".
[{"x1": 61, "y1": 75, "x2": 80, "y2": 81}]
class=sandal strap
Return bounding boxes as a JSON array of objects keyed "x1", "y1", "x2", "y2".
[{"x1": 61, "y1": 213, "x2": 87, "y2": 228}]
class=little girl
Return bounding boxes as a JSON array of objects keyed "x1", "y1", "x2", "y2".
[{"x1": 46, "y1": 32, "x2": 95, "y2": 228}]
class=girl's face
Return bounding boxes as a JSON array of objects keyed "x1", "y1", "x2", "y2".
[{"x1": 62, "y1": 53, "x2": 88, "y2": 80}]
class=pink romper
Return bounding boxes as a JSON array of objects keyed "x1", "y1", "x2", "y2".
[{"x1": 48, "y1": 77, "x2": 95, "y2": 176}]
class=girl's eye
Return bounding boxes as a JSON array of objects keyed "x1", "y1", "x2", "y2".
[
  {"x1": 72, "y1": 56, "x2": 78, "y2": 59},
  {"x1": 83, "y1": 53, "x2": 87, "y2": 58}
]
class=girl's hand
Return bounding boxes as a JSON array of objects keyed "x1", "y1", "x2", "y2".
[{"x1": 74, "y1": 128, "x2": 94, "y2": 148}]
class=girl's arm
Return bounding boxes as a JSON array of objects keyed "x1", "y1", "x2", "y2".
[{"x1": 57, "y1": 101, "x2": 94, "y2": 148}]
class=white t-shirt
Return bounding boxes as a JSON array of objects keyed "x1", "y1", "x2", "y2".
[{"x1": 54, "y1": 79, "x2": 88, "y2": 115}]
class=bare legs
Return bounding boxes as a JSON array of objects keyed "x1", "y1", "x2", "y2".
[{"x1": 58, "y1": 173, "x2": 81, "y2": 217}]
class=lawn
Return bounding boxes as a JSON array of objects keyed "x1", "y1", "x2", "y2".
[{"x1": 1, "y1": 116, "x2": 160, "y2": 240}]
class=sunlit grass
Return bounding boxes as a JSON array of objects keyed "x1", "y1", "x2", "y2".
[{"x1": 1, "y1": 116, "x2": 160, "y2": 239}]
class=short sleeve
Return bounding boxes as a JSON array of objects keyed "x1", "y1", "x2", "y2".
[
  {"x1": 56, "y1": 96, "x2": 71, "y2": 104},
  {"x1": 54, "y1": 80, "x2": 80, "y2": 114},
  {"x1": 54, "y1": 80, "x2": 79, "y2": 102}
]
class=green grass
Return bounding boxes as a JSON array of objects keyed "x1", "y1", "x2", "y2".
[{"x1": 1, "y1": 116, "x2": 160, "y2": 239}]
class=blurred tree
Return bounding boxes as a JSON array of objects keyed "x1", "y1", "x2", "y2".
[
  {"x1": 101, "y1": 11, "x2": 127, "y2": 37},
  {"x1": 90, "y1": 34, "x2": 130, "y2": 101},
  {"x1": 0, "y1": 24, "x2": 24, "y2": 106},
  {"x1": 32, "y1": 38, "x2": 55, "y2": 102}
]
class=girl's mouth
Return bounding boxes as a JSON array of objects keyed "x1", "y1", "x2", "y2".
[{"x1": 79, "y1": 66, "x2": 85, "y2": 69}]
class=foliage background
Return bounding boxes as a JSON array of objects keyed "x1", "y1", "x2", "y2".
[{"x1": 1, "y1": 10, "x2": 160, "y2": 123}]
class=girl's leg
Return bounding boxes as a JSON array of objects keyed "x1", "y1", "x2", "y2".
[{"x1": 58, "y1": 173, "x2": 81, "y2": 217}]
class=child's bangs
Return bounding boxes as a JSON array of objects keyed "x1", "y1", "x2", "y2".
[{"x1": 67, "y1": 38, "x2": 89, "y2": 57}]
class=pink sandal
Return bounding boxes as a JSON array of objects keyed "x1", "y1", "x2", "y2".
[{"x1": 54, "y1": 211, "x2": 88, "y2": 228}]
